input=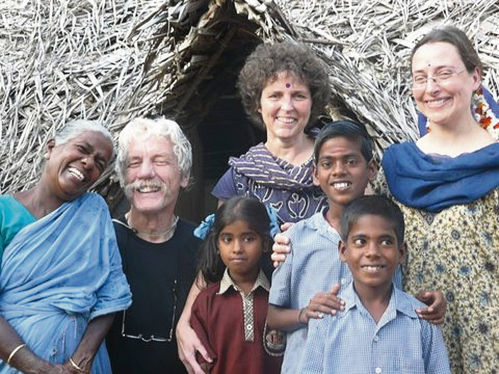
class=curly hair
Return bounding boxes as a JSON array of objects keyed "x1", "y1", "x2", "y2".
[{"x1": 237, "y1": 41, "x2": 331, "y2": 131}]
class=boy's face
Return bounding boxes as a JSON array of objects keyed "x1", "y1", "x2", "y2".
[
  {"x1": 339, "y1": 214, "x2": 404, "y2": 295},
  {"x1": 313, "y1": 136, "x2": 376, "y2": 207}
]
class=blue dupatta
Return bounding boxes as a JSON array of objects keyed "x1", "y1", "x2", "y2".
[
  {"x1": 0, "y1": 193, "x2": 131, "y2": 373},
  {"x1": 382, "y1": 142, "x2": 499, "y2": 212}
]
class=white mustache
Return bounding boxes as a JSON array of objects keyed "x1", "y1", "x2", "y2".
[{"x1": 124, "y1": 179, "x2": 169, "y2": 196}]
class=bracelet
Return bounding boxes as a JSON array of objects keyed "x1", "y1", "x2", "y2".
[
  {"x1": 69, "y1": 357, "x2": 86, "y2": 372},
  {"x1": 298, "y1": 308, "x2": 306, "y2": 324},
  {"x1": 7, "y1": 343, "x2": 26, "y2": 365}
]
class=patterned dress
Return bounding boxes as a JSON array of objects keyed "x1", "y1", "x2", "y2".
[
  {"x1": 374, "y1": 169, "x2": 498, "y2": 373},
  {"x1": 212, "y1": 143, "x2": 327, "y2": 224}
]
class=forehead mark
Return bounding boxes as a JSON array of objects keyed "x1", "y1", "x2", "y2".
[{"x1": 285, "y1": 82, "x2": 291, "y2": 88}]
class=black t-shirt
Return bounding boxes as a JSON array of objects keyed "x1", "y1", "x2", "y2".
[{"x1": 106, "y1": 218, "x2": 200, "y2": 374}]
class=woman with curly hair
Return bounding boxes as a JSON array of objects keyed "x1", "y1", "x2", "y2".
[
  {"x1": 176, "y1": 41, "x2": 331, "y2": 374},
  {"x1": 212, "y1": 41, "x2": 331, "y2": 224}
]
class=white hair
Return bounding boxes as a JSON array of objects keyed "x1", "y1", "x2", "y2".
[
  {"x1": 55, "y1": 119, "x2": 115, "y2": 157},
  {"x1": 115, "y1": 117, "x2": 192, "y2": 187}
]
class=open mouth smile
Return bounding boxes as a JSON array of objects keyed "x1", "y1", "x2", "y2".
[
  {"x1": 67, "y1": 167, "x2": 85, "y2": 182},
  {"x1": 424, "y1": 97, "x2": 451, "y2": 108},
  {"x1": 361, "y1": 265, "x2": 386, "y2": 272},
  {"x1": 136, "y1": 185, "x2": 162, "y2": 193},
  {"x1": 331, "y1": 182, "x2": 351, "y2": 191}
]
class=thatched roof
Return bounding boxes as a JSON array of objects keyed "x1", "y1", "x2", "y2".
[{"x1": 1, "y1": 0, "x2": 498, "y2": 201}]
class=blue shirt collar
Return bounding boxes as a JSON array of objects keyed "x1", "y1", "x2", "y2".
[
  {"x1": 340, "y1": 281, "x2": 418, "y2": 322},
  {"x1": 306, "y1": 210, "x2": 340, "y2": 239}
]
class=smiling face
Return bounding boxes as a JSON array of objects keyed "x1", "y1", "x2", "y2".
[
  {"x1": 340, "y1": 214, "x2": 404, "y2": 297},
  {"x1": 313, "y1": 136, "x2": 376, "y2": 208},
  {"x1": 411, "y1": 41, "x2": 480, "y2": 127},
  {"x1": 218, "y1": 219, "x2": 263, "y2": 285},
  {"x1": 259, "y1": 71, "x2": 312, "y2": 142},
  {"x1": 124, "y1": 136, "x2": 188, "y2": 214},
  {"x1": 44, "y1": 131, "x2": 113, "y2": 201}
]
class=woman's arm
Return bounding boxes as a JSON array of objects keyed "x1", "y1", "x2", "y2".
[
  {"x1": 267, "y1": 284, "x2": 344, "y2": 330},
  {"x1": 176, "y1": 273, "x2": 212, "y2": 374},
  {"x1": 68, "y1": 314, "x2": 115, "y2": 372},
  {"x1": 0, "y1": 316, "x2": 61, "y2": 373},
  {"x1": 415, "y1": 290, "x2": 447, "y2": 325}
]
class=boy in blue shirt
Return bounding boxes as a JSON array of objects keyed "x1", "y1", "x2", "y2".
[
  {"x1": 267, "y1": 121, "x2": 445, "y2": 373},
  {"x1": 299, "y1": 196, "x2": 450, "y2": 373}
]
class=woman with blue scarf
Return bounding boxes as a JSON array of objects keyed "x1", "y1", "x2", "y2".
[
  {"x1": 375, "y1": 26, "x2": 498, "y2": 373},
  {"x1": 0, "y1": 120, "x2": 131, "y2": 373}
]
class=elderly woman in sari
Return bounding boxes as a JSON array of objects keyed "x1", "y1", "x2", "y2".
[
  {"x1": 0, "y1": 120, "x2": 131, "y2": 373},
  {"x1": 376, "y1": 26, "x2": 498, "y2": 373}
]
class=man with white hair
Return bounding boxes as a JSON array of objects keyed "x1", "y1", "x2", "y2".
[{"x1": 106, "y1": 117, "x2": 200, "y2": 373}]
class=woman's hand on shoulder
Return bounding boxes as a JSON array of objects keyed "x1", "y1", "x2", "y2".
[{"x1": 415, "y1": 290, "x2": 446, "y2": 325}]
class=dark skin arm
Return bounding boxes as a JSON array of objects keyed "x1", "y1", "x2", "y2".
[
  {"x1": 64, "y1": 314, "x2": 115, "y2": 372},
  {"x1": 267, "y1": 284, "x2": 345, "y2": 330},
  {"x1": 0, "y1": 314, "x2": 114, "y2": 373},
  {"x1": 271, "y1": 233, "x2": 447, "y2": 325}
]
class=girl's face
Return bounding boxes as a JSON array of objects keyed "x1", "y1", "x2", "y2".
[
  {"x1": 217, "y1": 219, "x2": 263, "y2": 283},
  {"x1": 259, "y1": 71, "x2": 312, "y2": 143},
  {"x1": 411, "y1": 42, "x2": 480, "y2": 128}
]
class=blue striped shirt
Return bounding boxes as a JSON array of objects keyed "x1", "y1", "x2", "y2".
[
  {"x1": 269, "y1": 212, "x2": 403, "y2": 373},
  {"x1": 269, "y1": 212, "x2": 348, "y2": 373},
  {"x1": 299, "y1": 282, "x2": 450, "y2": 374}
]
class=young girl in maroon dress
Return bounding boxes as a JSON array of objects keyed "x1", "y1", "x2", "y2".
[{"x1": 191, "y1": 196, "x2": 284, "y2": 373}]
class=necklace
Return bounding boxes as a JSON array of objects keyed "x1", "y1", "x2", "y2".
[{"x1": 125, "y1": 213, "x2": 179, "y2": 241}]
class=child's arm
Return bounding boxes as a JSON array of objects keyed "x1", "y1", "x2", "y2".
[{"x1": 267, "y1": 284, "x2": 343, "y2": 330}]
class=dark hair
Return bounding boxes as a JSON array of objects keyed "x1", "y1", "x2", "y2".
[
  {"x1": 196, "y1": 196, "x2": 272, "y2": 285},
  {"x1": 313, "y1": 120, "x2": 374, "y2": 164},
  {"x1": 237, "y1": 41, "x2": 331, "y2": 131},
  {"x1": 410, "y1": 26, "x2": 483, "y2": 77},
  {"x1": 340, "y1": 196, "x2": 405, "y2": 245}
]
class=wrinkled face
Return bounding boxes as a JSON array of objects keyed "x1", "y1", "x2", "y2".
[
  {"x1": 218, "y1": 220, "x2": 263, "y2": 282},
  {"x1": 411, "y1": 42, "x2": 480, "y2": 127},
  {"x1": 45, "y1": 131, "x2": 113, "y2": 201},
  {"x1": 340, "y1": 214, "x2": 404, "y2": 295},
  {"x1": 313, "y1": 137, "x2": 376, "y2": 208},
  {"x1": 124, "y1": 136, "x2": 188, "y2": 214},
  {"x1": 259, "y1": 71, "x2": 312, "y2": 142}
]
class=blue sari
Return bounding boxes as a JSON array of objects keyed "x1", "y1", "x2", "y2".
[{"x1": 0, "y1": 193, "x2": 131, "y2": 373}]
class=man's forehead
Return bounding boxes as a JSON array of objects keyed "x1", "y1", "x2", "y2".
[{"x1": 127, "y1": 136, "x2": 174, "y2": 156}]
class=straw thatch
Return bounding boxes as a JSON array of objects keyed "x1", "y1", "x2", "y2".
[{"x1": 1, "y1": 0, "x2": 498, "y2": 204}]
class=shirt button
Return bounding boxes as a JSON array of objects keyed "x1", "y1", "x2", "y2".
[
  {"x1": 246, "y1": 324, "x2": 252, "y2": 330},
  {"x1": 375, "y1": 367, "x2": 382, "y2": 374},
  {"x1": 341, "y1": 278, "x2": 346, "y2": 285},
  {"x1": 373, "y1": 335, "x2": 379, "y2": 342}
]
